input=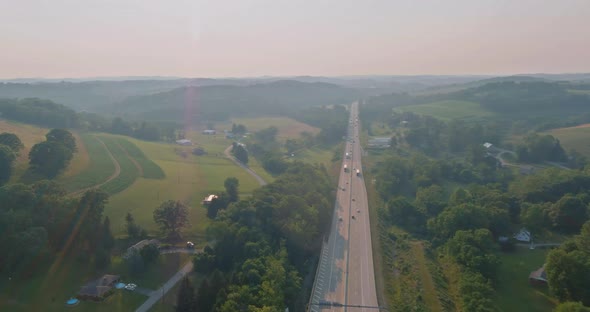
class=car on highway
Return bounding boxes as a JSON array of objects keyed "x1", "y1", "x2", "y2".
[
  {"x1": 352, "y1": 198, "x2": 355, "y2": 201},
  {"x1": 339, "y1": 216, "x2": 343, "y2": 221},
  {"x1": 357, "y1": 209, "x2": 361, "y2": 213},
  {"x1": 352, "y1": 215, "x2": 356, "y2": 220}
]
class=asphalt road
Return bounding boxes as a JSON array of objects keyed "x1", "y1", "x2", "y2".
[
  {"x1": 309, "y1": 102, "x2": 378, "y2": 311},
  {"x1": 134, "y1": 261, "x2": 194, "y2": 312}
]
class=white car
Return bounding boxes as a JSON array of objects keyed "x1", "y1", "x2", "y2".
[{"x1": 125, "y1": 283, "x2": 137, "y2": 291}]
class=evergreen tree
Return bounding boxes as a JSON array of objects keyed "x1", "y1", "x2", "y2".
[{"x1": 176, "y1": 277, "x2": 196, "y2": 312}]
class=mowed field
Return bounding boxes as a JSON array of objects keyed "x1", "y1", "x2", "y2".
[
  {"x1": 545, "y1": 124, "x2": 590, "y2": 157},
  {"x1": 395, "y1": 100, "x2": 495, "y2": 121}
]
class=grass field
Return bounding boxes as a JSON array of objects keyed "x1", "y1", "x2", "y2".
[
  {"x1": 396, "y1": 100, "x2": 495, "y2": 121},
  {"x1": 495, "y1": 248, "x2": 557, "y2": 312},
  {"x1": 545, "y1": 124, "x2": 590, "y2": 158},
  {"x1": 224, "y1": 116, "x2": 321, "y2": 142},
  {"x1": 0, "y1": 120, "x2": 48, "y2": 181}
]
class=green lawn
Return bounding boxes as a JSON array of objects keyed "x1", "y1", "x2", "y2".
[
  {"x1": 545, "y1": 125, "x2": 590, "y2": 158},
  {"x1": 396, "y1": 100, "x2": 495, "y2": 121},
  {"x1": 495, "y1": 248, "x2": 557, "y2": 312}
]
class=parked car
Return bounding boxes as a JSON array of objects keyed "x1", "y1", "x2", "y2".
[
  {"x1": 125, "y1": 283, "x2": 137, "y2": 291},
  {"x1": 186, "y1": 241, "x2": 195, "y2": 249}
]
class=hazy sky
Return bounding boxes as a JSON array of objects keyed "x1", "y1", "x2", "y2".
[{"x1": 2, "y1": 0, "x2": 589, "y2": 78}]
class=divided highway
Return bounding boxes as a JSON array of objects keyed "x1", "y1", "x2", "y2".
[{"x1": 309, "y1": 102, "x2": 379, "y2": 311}]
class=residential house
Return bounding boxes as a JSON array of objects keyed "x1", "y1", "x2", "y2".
[{"x1": 77, "y1": 275, "x2": 120, "y2": 301}]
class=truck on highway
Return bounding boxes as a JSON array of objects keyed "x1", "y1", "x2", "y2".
[
  {"x1": 344, "y1": 164, "x2": 348, "y2": 172},
  {"x1": 356, "y1": 169, "x2": 361, "y2": 176}
]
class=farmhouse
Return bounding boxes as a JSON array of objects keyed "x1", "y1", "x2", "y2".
[
  {"x1": 176, "y1": 139, "x2": 192, "y2": 146},
  {"x1": 202, "y1": 194, "x2": 218, "y2": 205},
  {"x1": 202, "y1": 129, "x2": 216, "y2": 135},
  {"x1": 514, "y1": 228, "x2": 531, "y2": 242},
  {"x1": 77, "y1": 274, "x2": 120, "y2": 301},
  {"x1": 529, "y1": 265, "x2": 548, "y2": 286}
]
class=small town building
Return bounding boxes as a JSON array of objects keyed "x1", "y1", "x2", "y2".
[
  {"x1": 368, "y1": 137, "x2": 392, "y2": 149},
  {"x1": 175, "y1": 139, "x2": 192, "y2": 146},
  {"x1": 202, "y1": 194, "x2": 218, "y2": 205},
  {"x1": 483, "y1": 142, "x2": 493, "y2": 149},
  {"x1": 529, "y1": 265, "x2": 548, "y2": 286},
  {"x1": 202, "y1": 129, "x2": 216, "y2": 135},
  {"x1": 77, "y1": 275, "x2": 120, "y2": 301},
  {"x1": 514, "y1": 228, "x2": 531, "y2": 242}
]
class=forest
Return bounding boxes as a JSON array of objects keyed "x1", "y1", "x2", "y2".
[{"x1": 363, "y1": 97, "x2": 590, "y2": 310}]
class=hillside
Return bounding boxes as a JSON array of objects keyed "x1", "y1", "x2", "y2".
[{"x1": 106, "y1": 80, "x2": 360, "y2": 121}]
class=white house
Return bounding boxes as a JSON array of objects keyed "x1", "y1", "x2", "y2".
[
  {"x1": 202, "y1": 194, "x2": 218, "y2": 205},
  {"x1": 202, "y1": 129, "x2": 216, "y2": 135},
  {"x1": 176, "y1": 139, "x2": 192, "y2": 146},
  {"x1": 514, "y1": 228, "x2": 531, "y2": 242}
]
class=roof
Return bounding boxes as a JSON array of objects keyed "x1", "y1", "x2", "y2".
[
  {"x1": 514, "y1": 228, "x2": 531, "y2": 242},
  {"x1": 176, "y1": 139, "x2": 192, "y2": 144},
  {"x1": 78, "y1": 275, "x2": 120, "y2": 298},
  {"x1": 203, "y1": 194, "x2": 218, "y2": 202},
  {"x1": 483, "y1": 142, "x2": 493, "y2": 148},
  {"x1": 529, "y1": 266, "x2": 547, "y2": 281},
  {"x1": 129, "y1": 239, "x2": 159, "y2": 251}
]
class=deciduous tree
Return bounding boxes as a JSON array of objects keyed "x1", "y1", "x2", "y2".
[{"x1": 153, "y1": 200, "x2": 190, "y2": 240}]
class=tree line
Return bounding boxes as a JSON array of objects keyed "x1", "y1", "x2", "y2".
[
  {"x1": 0, "y1": 98, "x2": 177, "y2": 142},
  {"x1": 0, "y1": 184, "x2": 114, "y2": 277}
]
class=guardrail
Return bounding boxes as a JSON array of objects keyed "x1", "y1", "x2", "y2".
[{"x1": 307, "y1": 238, "x2": 327, "y2": 312}]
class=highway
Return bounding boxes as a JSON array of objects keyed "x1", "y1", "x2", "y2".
[{"x1": 309, "y1": 102, "x2": 379, "y2": 311}]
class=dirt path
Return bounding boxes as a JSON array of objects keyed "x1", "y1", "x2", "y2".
[
  {"x1": 224, "y1": 145, "x2": 267, "y2": 186},
  {"x1": 67, "y1": 136, "x2": 121, "y2": 196}
]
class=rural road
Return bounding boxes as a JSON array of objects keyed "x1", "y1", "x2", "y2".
[
  {"x1": 134, "y1": 261, "x2": 194, "y2": 312},
  {"x1": 309, "y1": 102, "x2": 378, "y2": 311},
  {"x1": 224, "y1": 144, "x2": 268, "y2": 186},
  {"x1": 68, "y1": 136, "x2": 121, "y2": 196}
]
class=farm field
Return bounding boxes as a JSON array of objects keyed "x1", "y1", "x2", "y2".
[
  {"x1": 0, "y1": 120, "x2": 48, "y2": 181},
  {"x1": 395, "y1": 100, "x2": 495, "y2": 121},
  {"x1": 545, "y1": 124, "x2": 590, "y2": 158},
  {"x1": 103, "y1": 134, "x2": 263, "y2": 241},
  {"x1": 495, "y1": 248, "x2": 557, "y2": 312},
  {"x1": 225, "y1": 116, "x2": 321, "y2": 141}
]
